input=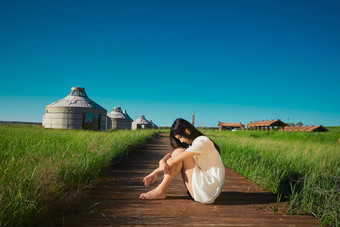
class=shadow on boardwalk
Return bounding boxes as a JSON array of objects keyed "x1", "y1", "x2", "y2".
[{"x1": 51, "y1": 135, "x2": 319, "y2": 226}]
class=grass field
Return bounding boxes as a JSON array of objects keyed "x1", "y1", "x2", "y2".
[
  {"x1": 202, "y1": 128, "x2": 339, "y2": 226},
  {"x1": 0, "y1": 124, "x2": 158, "y2": 227},
  {"x1": 1, "y1": 125, "x2": 338, "y2": 226}
]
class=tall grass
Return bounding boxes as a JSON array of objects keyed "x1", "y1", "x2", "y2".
[
  {"x1": 0, "y1": 124, "x2": 158, "y2": 226},
  {"x1": 202, "y1": 129, "x2": 339, "y2": 226}
]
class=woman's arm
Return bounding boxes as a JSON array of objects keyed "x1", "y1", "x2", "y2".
[
  {"x1": 143, "y1": 169, "x2": 159, "y2": 186},
  {"x1": 143, "y1": 151, "x2": 196, "y2": 186},
  {"x1": 159, "y1": 152, "x2": 172, "y2": 163},
  {"x1": 166, "y1": 150, "x2": 197, "y2": 167},
  {"x1": 143, "y1": 152, "x2": 173, "y2": 186},
  {"x1": 158, "y1": 152, "x2": 172, "y2": 174}
]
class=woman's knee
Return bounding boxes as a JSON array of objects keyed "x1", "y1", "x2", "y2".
[{"x1": 171, "y1": 148, "x2": 186, "y2": 157}]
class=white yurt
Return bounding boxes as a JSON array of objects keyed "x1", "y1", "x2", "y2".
[
  {"x1": 132, "y1": 115, "x2": 153, "y2": 130},
  {"x1": 107, "y1": 107, "x2": 133, "y2": 129},
  {"x1": 42, "y1": 87, "x2": 107, "y2": 130},
  {"x1": 149, "y1": 120, "x2": 158, "y2": 129}
]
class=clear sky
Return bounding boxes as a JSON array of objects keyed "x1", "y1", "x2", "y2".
[{"x1": 0, "y1": 0, "x2": 339, "y2": 127}]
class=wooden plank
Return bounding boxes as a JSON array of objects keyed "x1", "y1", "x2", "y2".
[{"x1": 50, "y1": 135, "x2": 319, "y2": 226}]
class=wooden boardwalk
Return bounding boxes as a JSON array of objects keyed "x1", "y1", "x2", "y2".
[{"x1": 55, "y1": 135, "x2": 319, "y2": 226}]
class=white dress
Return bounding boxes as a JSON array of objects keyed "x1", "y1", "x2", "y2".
[{"x1": 186, "y1": 136, "x2": 225, "y2": 204}]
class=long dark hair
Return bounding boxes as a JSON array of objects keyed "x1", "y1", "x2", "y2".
[{"x1": 170, "y1": 118, "x2": 220, "y2": 153}]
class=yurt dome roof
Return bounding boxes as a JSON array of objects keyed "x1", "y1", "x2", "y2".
[
  {"x1": 149, "y1": 120, "x2": 158, "y2": 127},
  {"x1": 133, "y1": 115, "x2": 151, "y2": 125},
  {"x1": 123, "y1": 109, "x2": 132, "y2": 120},
  {"x1": 107, "y1": 107, "x2": 129, "y2": 119},
  {"x1": 46, "y1": 87, "x2": 106, "y2": 111},
  {"x1": 68, "y1": 87, "x2": 88, "y2": 97}
]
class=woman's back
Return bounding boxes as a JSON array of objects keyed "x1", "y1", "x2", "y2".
[{"x1": 186, "y1": 135, "x2": 225, "y2": 204}]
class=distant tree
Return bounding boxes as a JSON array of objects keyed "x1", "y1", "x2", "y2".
[
  {"x1": 296, "y1": 122, "x2": 303, "y2": 127},
  {"x1": 288, "y1": 123, "x2": 295, "y2": 126}
]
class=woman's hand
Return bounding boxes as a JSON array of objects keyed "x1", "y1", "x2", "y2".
[
  {"x1": 159, "y1": 160, "x2": 170, "y2": 174},
  {"x1": 143, "y1": 171, "x2": 158, "y2": 186}
]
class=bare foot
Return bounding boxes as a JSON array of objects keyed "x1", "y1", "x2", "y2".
[{"x1": 139, "y1": 188, "x2": 166, "y2": 200}]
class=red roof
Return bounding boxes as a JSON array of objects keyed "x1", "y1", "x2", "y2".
[
  {"x1": 245, "y1": 119, "x2": 287, "y2": 127},
  {"x1": 283, "y1": 126, "x2": 328, "y2": 132},
  {"x1": 218, "y1": 122, "x2": 244, "y2": 127}
]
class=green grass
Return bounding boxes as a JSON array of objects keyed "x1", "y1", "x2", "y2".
[
  {"x1": 0, "y1": 124, "x2": 158, "y2": 227},
  {"x1": 202, "y1": 128, "x2": 339, "y2": 226}
]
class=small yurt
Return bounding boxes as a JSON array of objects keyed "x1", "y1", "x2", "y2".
[
  {"x1": 42, "y1": 87, "x2": 107, "y2": 130},
  {"x1": 132, "y1": 115, "x2": 153, "y2": 130},
  {"x1": 107, "y1": 107, "x2": 133, "y2": 129},
  {"x1": 149, "y1": 120, "x2": 158, "y2": 129}
]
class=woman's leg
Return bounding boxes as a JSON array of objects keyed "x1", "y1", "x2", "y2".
[
  {"x1": 181, "y1": 151, "x2": 195, "y2": 198},
  {"x1": 139, "y1": 148, "x2": 195, "y2": 200}
]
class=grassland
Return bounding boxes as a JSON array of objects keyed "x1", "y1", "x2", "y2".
[
  {"x1": 202, "y1": 128, "x2": 339, "y2": 226},
  {"x1": 0, "y1": 124, "x2": 158, "y2": 227}
]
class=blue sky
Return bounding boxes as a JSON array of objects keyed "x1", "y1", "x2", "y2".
[{"x1": 0, "y1": 0, "x2": 339, "y2": 127}]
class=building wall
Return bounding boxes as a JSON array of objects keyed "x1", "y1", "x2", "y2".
[
  {"x1": 107, "y1": 118, "x2": 132, "y2": 129},
  {"x1": 43, "y1": 111, "x2": 107, "y2": 130},
  {"x1": 43, "y1": 113, "x2": 83, "y2": 129},
  {"x1": 132, "y1": 122, "x2": 153, "y2": 130},
  {"x1": 100, "y1": 114, "x2": 106, "y2": 130}
]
